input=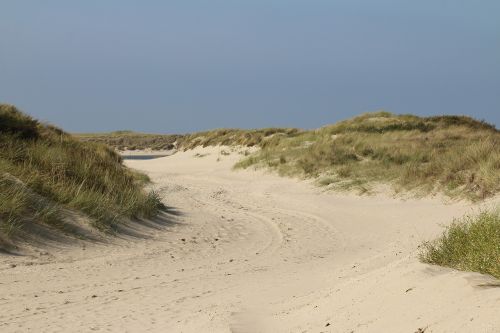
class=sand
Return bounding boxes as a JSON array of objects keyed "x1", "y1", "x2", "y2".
[{"x1": 1, "y1": 146, "x2": 499, "y2": 332}]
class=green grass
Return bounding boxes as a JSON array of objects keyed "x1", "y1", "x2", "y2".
[
  {"x1": 420, "y1": 210, "x2": 500, "y2": 279},
  {"x1": 0, "y1": 104, "x2": 164, "y2": 238},
  {"x1": 234, "y1": 112, "x2": 500, "y2": 200}
]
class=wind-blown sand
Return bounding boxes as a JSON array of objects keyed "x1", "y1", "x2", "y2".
[{"x1": 1, "y1": 146, "x2": 499, "y2": 332}]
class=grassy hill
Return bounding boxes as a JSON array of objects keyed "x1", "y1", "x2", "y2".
[
  {"x1": 80, "y1": 111, "x2": 499, "y2": 200},
  {"x1": 235, "y1": 111, "x2": 499, "y2": 200},
  {"x1": 0, "y1": 104, "x2": 164, "y2": 243}
]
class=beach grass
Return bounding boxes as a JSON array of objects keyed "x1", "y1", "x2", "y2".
[
  {"x1": 234, "y1": 112, "x2": 499, "y2": 200},
  {"x1": 420, "y1": 210, "x2": 500, "y2": 279},
  {"x1": 76, "y1": 128, "x2": 300, "y2": 151},
  {"x1": 80, "y1": 112, "x2": 499, "y2": 200},
  {"x1": 0, "y1": 104, "x2": 164, "y2": 238}
]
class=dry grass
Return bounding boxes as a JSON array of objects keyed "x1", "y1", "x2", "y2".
[
  {"x1": 177, "y1": 128, "x2": 300, "y2": 150},
  {"x1": 76, "y1": 131, "x2": 181, "y2": 151},
  {"x1": 77, "y1": 128, "x2": 301, "y2": 151},
  {"x1": 0, "y1": 104, "x2": 164, "y2": 239}
]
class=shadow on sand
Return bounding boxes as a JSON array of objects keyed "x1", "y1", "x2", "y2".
[
  {"x1": 113, "y1": 207, "x2": 183, "y2": 239},
  {"x1": 0, "y1": 205, "x2": 184, "y2": 256}
]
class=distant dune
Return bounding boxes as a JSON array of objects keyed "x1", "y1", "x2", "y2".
[{"x1": 78, "y1": 111, "x2": 499, "y2": 200}]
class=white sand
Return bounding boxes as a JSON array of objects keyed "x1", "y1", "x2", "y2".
[{"x1": 1, "y1": 146, "x2": 499, "y2": 332}]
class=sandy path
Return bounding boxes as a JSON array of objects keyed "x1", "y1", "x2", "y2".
[{"x1": 1, "y1": 146, "x2": 499, "y2": 332}]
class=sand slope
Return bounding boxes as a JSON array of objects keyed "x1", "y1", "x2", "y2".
[{"x1": 1, "y1": 146, "x2": 499, "y2": 332}]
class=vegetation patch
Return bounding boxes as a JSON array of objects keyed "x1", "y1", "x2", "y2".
[
  {"x1": 77, "y1": 131, "x2": 181, "y2": 151},
  {"x1": 0, "y1": 104, "x2": 164, "y2": 239},
  {"x1": 79, "y1": 111, "x2": 499, "y2": 200},
  {"x1": 77, "y1": 128, "x2": 300, "y2": 151},
  {"x1": 420, "y1": 209, "x2": 500, "y2": 279},
  {"x1": 234, "y1": 112, "x2": 499, "y2": 200}
]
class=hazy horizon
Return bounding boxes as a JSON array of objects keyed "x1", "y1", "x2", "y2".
[{"x1": 1, "y1": 1, "x2": 499, "y2": 132}]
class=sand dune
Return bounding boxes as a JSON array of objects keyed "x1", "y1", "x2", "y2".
[{"x1": 1, "y1": 146, "x2": 499, "y2": 332}]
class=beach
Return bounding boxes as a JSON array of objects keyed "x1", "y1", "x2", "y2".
[{"x1": 1, "y1": 146, "x2": 498, "y2": 332}]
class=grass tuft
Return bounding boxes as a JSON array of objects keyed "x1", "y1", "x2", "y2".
[{"x1": 420, "y1": 210, "x2": 500, "y2": 279}]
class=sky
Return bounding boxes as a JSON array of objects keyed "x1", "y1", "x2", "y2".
[{"x1": 1, "y1": 1, "x2": 499, "y2": 133}]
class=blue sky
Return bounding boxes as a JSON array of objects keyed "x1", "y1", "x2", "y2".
[{"x1": 1, "y1": 1, "x2": 499, "y2": 133}]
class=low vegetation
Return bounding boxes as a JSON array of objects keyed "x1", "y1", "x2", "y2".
[
  {"x1": 420, "y1": 210, "x2": 500, "y2": 279},
  {"x1": 77, "y1": 131, "x2": 181, "y2": 151},
  {"x1": 177, "y1": 128, "x2": 300, "y2": 150},
  {"x1": 235, "y1": 112, "x2": 499, "y2": 200},
  {"x1": 80, "y1": 111, "x2": 499, "y2": 200},
  {"x1": 77, "y1": 128, "x2": 299, "y2": 151},
  {"x1": 0, "y1": 104, "x2": 164, "y2": 240}
]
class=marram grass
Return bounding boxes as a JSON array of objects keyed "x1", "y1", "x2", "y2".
[
  {"x1": 0, "y1": 104, "x2": 164, "y2": 238},
  {"x1": 234, "y1": 112, "x2": 500, "y2": 200},
  {"x1": 420, "y1": 210, "x2": 500, "y2": 279},
  {"x1": 80, "y1": 111, "x2": 499, "y2": 200}
]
